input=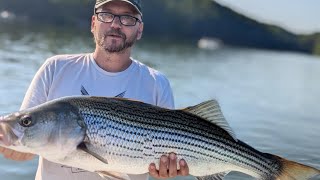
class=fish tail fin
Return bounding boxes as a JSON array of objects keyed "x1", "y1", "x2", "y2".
[{"x1": 274, "y1": 155, "x2": 320, "y2": 180}]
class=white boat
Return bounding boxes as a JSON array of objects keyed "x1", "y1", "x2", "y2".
[{"x1": 198, "y1": 37, "x2": 222, "y2": 50}]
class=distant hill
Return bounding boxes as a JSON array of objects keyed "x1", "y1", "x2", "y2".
[{"x1": 0, "y1": 0, "x2": 319, "y2": 55}]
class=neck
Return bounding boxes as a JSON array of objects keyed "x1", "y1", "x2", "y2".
[{"x1": 93, "y1": 48, "x2": 132, "y2": 72}]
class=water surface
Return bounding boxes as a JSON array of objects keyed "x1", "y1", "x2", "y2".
[{"x1": 0, "y1": 31, "x2": 319, "y2": 180}]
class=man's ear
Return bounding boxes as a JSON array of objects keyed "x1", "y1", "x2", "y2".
[
  {"x1": 91, "y1": 15, "x2": 96, "y2": 33},
  {"x1": 137, "y1": 22, "x2": 144, "y2": 40}
]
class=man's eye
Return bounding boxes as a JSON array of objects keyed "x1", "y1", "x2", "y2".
[
  {"x1": 102, "y1": 14, "x2": 112, "y2": 18},
  {"x1": 99, "y1": 13, "x2": 112, "y2": 19},
  {"x1": 122, "y1": 16, "x2": 133, "y2": 20},
  {"x1": 121, "y1": 16, "x2": 136, "y2": 23}
]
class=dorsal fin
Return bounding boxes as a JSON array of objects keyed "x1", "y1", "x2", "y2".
[{"x1": 182, "y1": 100, "x2": 237, "y2": 141}]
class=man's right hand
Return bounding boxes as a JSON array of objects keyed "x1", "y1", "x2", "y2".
[
  {"x1": 0, "y1": 147, "x2": 34, "y2": 161},
  {"x1": 0, "y1": 125, "x2": 35, "y2": 161}
]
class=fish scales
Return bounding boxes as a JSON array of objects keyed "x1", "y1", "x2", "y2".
[
  {"x1": 1, "y1": 96, "x2": 319, "y2": 179},
  {"x1": 83, "y1": 116, "x2": 146, "y2": 160},
  {"x1": 70, "y1": 97, "x2": 281, "y2": 177}
]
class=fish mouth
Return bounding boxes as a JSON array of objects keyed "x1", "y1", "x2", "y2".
[{"x1": 0, "y1": 121, "x2": 19, "y2": 147}]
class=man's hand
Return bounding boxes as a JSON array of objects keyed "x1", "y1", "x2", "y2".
[
  {"x1": 0, "y1": 147, "x2": 34, "y2": 161},
  {"x1": 149, "y1": 153, "x2": 189, "y2": 179},
  {"x1": 0, "y1": 129, "x2": 34, "y2": 161}
]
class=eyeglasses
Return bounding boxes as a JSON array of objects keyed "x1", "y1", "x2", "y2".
[{"x1": 96, "y1": 12, "x2": 141, "y2": 26}]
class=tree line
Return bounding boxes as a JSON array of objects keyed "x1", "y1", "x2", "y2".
[{"x1": 1, "y1": 0, "x2": 319, "y2": 55}]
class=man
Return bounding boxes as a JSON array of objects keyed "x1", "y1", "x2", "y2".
[{"x1": 0, "y1": 0, "x2": 189, "y2": 179}]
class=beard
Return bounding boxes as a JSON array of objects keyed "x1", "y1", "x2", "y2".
[{"x1": 95, "y1": 28, "x2": 138, "y2": 53}]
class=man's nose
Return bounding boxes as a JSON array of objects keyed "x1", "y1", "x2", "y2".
[{"x1": 110, "y1": 16, "x2": 122, "y2": 29}]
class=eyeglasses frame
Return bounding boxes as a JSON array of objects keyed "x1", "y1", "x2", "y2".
[{"x1": 95, "y1": 11, "x2": 142, "y2": 26}]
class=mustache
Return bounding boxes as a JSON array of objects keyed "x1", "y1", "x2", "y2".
[{"x1": 105, "y1": 29, "x2": 126, "y2": 39}]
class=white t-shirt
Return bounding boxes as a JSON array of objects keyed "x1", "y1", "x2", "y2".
[{"x1": 20, "y1": 53, "x2": 175, "y2": 180}]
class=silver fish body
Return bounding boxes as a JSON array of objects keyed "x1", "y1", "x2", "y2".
[
  {"x1": 0, "y1": 96, "x2": 319, "y2": 180},
  {"x1": 74, "y1": 97, "x2": 278, "y2": 177}
]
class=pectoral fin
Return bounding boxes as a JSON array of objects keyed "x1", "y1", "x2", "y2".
[
  {"x1": 196, "y1": 172, "x2": 229, "y2": 180},
  {"x1": 77, "y1": 142, "x2": 108, "y2": 164},
  {"x1": 96, "y1": 171, "x2": 131, "y2": 180}
]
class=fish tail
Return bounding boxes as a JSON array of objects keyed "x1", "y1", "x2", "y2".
[{"x1": 273, "y1": 155, "x2": 320, "y2": 180}]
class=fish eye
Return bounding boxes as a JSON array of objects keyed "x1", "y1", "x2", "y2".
[{"x1": 20, "y1": 116, "x2": 33, "y2": 127}]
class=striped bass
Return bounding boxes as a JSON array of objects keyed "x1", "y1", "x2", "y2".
[{"x1": 0, "y1": 96, "x2": 319, "y2": 180}]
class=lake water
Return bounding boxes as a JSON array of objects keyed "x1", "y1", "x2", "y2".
[{"x1": 0, "y1": 30, "x2": 319, "y2": 180}]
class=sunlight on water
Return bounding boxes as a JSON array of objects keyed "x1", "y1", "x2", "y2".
[{"x1": 0, "y1": 31, "x2": 320, "y2": 180}]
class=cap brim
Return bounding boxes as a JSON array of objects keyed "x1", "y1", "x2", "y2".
[{"x1": 95, "y1": 0, "x2": 142, "y2": 15}]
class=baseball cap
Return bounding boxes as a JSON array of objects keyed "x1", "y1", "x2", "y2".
[{"x1": 95, "y1": 0, "x2": 142, "y2": 15}]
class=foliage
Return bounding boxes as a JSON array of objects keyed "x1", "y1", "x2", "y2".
[{"x1": 0, "y1": 0, "x2": 318, "y2": 55}]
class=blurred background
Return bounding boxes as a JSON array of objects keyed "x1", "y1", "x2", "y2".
[{"x1": 0, "y1": 0, "x2": 319, "y2": 180}]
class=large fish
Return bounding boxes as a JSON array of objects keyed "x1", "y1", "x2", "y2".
[{"x1": 0, "y1": 96, "x2": 319, "y2": 180}]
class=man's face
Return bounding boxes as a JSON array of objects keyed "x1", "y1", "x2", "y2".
[{"x1": 91, "y1": 1, "x2": 143, "y2": 53}]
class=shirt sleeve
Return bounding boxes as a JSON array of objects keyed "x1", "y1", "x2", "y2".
[
  {"x1": 156, "y1": 75, "x2": 175, "y2": 109},
  {"x1": 20, "y1": 59, "x2": 54, "y2": 110}
]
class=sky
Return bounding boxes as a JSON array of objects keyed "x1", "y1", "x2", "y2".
[{"x1": 214, "y1": 0, "x2": 320, "y2": 35}]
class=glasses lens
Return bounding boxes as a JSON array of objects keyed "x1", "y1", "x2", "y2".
[
  {"x1": 98, "y1": 13, "x2": 114, "y2": 23},
  {"x1": 120, "y1": 15, "x2": 136, "y2": 26}
]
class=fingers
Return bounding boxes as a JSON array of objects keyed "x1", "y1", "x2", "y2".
[
  {"x1": 0, "y1": 146, "x2": 5, "y2": 153},
  {"x1": 0, "y1": 147, "x2": 34, "y2": 161},
  {"x1": 148, "y1": 153, "x2": 189, "y2": 179},
  {"x1": 168, "y1": 153, "x2": 177, "y2": 177},
  {"x1": 23, "y1": 153, "x2": 35, "y2": 161},
  {"x1": 159, "y1": 155, "x2": 169, "y2": 178},
  {"x1": 148, "y1": 163, "x2": 159, "y2": 178},
  {"x1": 178, "y1": 159, "x2": 189, "y2": 176},
  {"x1": 2, "y1": 147, "x2": 14, "y2": 159},
  {"x1": 13, "y1": 152, "x2": 34, "y2": 161}
]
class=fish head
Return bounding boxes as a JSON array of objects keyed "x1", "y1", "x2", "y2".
[{"x1": 0, "y1": 100, "x2": 86, "y2": 156}]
